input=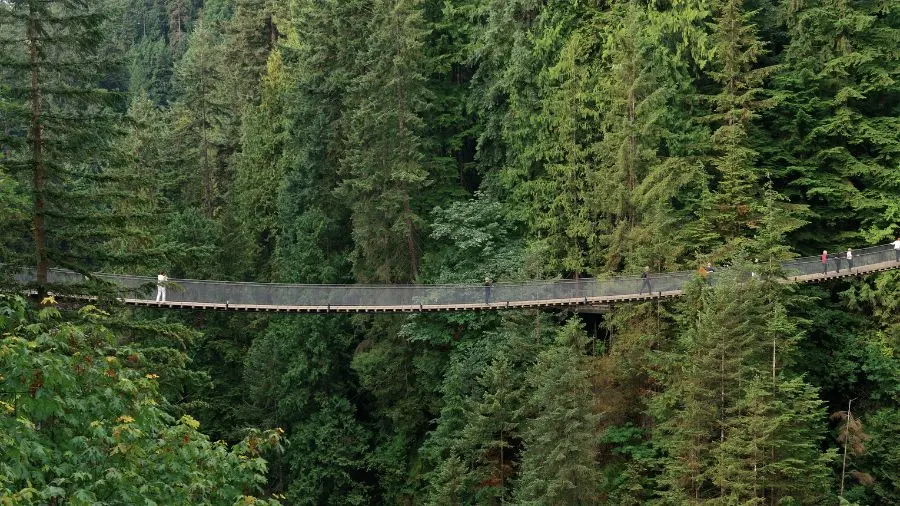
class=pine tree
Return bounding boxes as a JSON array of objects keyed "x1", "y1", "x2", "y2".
[
  {"x1": 771, "y1": 0, "x2": 900, "y2": 247},
  {"x1": 514, "y1": 319, "x2": 599, "y2": 504},
  {"x1": 165, "y1": 0, "x2": 193, "y2": 54},
  {"x1": 701, "y1": 0, "x2": 775, "y2": 256},
  {"x1": 527, "y1": 26, "x2": 601, "y2": 278},
  {"x1": 171, "y1": 20, "x2": 228, "y2": 218},
  {"x1": 264, "y1": 0, "x2": 369, "y2": 284},
  {"x1": 338, "y1": 0, "x2": 432, "y2": 282},
  {"x1": 0, "y1": 0, "x2": 147, "y2": 289},
  {"x1": 232, "y1": 50, "x2": 287, "y2": 280},
  {"x1": 651, "y1": 273, "x2": 833, "y2": 503},
  {"x1": 593, "y1": 1, "x2": 708, "y2": 272},
  {"x1": 223, "y1": 0, "x2": 279, "y2": 105}
]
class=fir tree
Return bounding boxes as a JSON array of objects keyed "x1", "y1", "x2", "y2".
[
  {"x1": 0, "y1": 0, "x2": 147, "y2": 289},
  {"x1": 527, "y1": 26, "x2": 601, "y2": 278},
  {"x1": 701, "y1": 0, "x2": 775, "y2": 256},
  {"x1": 594, "y1": 1, "x2": 708, "y2": 271},
  {"x1": 338, "y1": 0, "x2": 432, "y2": 282},
  {"x1": 651, "y1": 273, "x2": 833, "y2": 503},
  {"x1": 514, "y1": 319, "x2": 599, "y2": 505},
  {"x1": 171, "y1": 19, "x2": 228, "y2": 218},
  {"x1": 771, "y1": 0, "x2": 900, "y2": 247}
]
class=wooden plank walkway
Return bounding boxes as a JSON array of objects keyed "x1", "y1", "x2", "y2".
[{"x1": 116, "y1": 259, "x2": 898, "y2": 314}]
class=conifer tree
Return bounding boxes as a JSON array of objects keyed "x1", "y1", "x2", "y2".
[
  {"x1": 701, "y1": 0, "x2": 775, "y2": 255},
  {"x1": 263, "y1": 0, "x2": 369, "y2": 284},
  {"x1": 232, "y1": 50, "x2": 287, "y2": 280},
  {"x1": 172, "y1": 20, "x2": 228, "y2": 218},
  {"x1": 0, "y1": 0, "x2": 147, "y2": 288},
  {"x1": 338, "y1": 0, "x2": 431, "y2": 282},
  {"x1": 528, "y1": 26, "x2": 601, "y2": 278},
  {"x1": 594, "y1": 1, "x2": 708, "y2": 271},
  {"x1": 651, "y1": 274, "x2": 833, "y2": 503},
  {"x1": 514, "y1": 319, "x2": 599, "y2": 504},
  {"x1": 771, "y1": 0, "x2": 900, "y2": 247},
  {"x1": 223, "y1": 0, "x2": 279, "y2": 105}
]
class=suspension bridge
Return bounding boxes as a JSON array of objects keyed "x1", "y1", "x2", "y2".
[{"x1": 7, "y1": 245, "x2": 899, "y2": 313}]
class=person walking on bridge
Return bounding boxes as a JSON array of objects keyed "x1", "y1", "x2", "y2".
[
  {"x1": 156, "y1": 271, "x2": 167, "y2": 302},
  {"x1": 846, "y1": 248, "x2": 853, "y2": 271},
  {"x1": 821, "y1": 250, "x2": 828, "y2": 275},
  {"x1": 639, "y1": 266, "x2": 652, "y2": 295},
  {"x1": 483, "y1": 276, "x2": 492, "y2": 305},
  {"x1": 893, "y1": 237, "x2": 900, "y2": 263},
  {"x1": 832, "y1": 251, "x2": 843, "y2": 273}
]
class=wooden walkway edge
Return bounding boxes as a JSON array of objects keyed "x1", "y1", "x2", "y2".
[{"x1": 113, "y1": 259, "x2": 898, "y2": 314}]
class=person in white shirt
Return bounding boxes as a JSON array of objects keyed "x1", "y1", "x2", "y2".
[
  {"x1": 894, "y1": 238, "x2": 900, "y2": 263},
  {"x1": 846, "y1": 248, "x2": 853, "y2": 271},
  {"x1": 156, "y1": 271, "x2": 167, "y2": 302}
]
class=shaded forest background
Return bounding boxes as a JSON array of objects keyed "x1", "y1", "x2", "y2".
[{"x1": 0, "y1": 0, "x2": 898, "y2": 504}]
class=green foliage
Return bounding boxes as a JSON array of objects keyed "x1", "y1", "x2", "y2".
[
  {"x1": 514, "y1": 319, "x2": 600, "y2": 504},
  {"x1": 0, "y1": 0, "x2": 148, "y2": 282},
  {"x1": 651, "y1": 274, "x2": 834, "y2": 503},
  {"x1": 338, "y1": 0, "x2": 432, "y2": 282},
  {"x1": 4, "y1": 0, "x2": 900, "y2": 502},
  {"x1": 771, "y1": 0, "x2": 900, "y2": 248},
  {"x1": 699, "y1": 0, "x2": 778, "y2": 256},
  {"x1": 0, "y1": 295, "x2": 282, "y2": 505}
]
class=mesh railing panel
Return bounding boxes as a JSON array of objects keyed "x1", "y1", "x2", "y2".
[{"x1": 8, "y1": 244, "x2": 897, "y2": 307}]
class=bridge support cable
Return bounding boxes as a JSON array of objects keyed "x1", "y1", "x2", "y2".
[{"x1": 3, "y1": 245, "x2": 898, "y2": 313}]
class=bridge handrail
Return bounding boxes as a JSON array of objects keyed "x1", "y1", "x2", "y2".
[{"x1": 5, "y1": 244, "x2": 896, "y2": 307}]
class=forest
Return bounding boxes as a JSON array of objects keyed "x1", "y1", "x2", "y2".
[{"x1": 0, "y1": 0, "x2": 898, "y2": 504}]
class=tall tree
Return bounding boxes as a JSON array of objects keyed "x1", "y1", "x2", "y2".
[
  {"x1": 651, "y1": 273, "x2": 833, "y2": 503},
  {"x1": 338, "y1": 0, "x2": 432, "y2": 282},
  {"x1": 771, "y1": 0, "x2": 900, "y2": 249},
  {"x1": 172, "y1": 19, "x2": 228, "y2": 218},
  {"x1": 0, "y1": 0, "x2": 145, "y2": 288},
  {"x1": 700, "y1": 0, "x2": 775, "y2": 256},
  {"x1": 514, "y1": 319, "x2": 599, "y2": 504},
  {"x1": 594, "y1": 1, "x2": 708, "y2": 271}
]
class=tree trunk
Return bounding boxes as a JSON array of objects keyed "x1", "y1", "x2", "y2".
[
  {"x1": 28, "y1": 5, "x2": 48, "y2": 291},
  {"x1": 839, "y1": 398, "x2": 853, "y2": 499},
  {"x1": 403, "y1": 195, "x2": 419, "y2": 279}
]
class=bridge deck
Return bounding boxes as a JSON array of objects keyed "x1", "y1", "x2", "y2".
[
  {"x1": 116, "y1": 258, "x2": 897, "y2": 314},
  {"x1": 9, "y1": 245, "x2": 898, "y2": 313}
]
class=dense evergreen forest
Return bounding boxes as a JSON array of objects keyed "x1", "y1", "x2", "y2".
[{"x1": 1, "y1": 0, "x2": 898, "y2": 504}]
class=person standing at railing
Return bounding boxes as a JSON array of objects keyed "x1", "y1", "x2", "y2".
[
  {"x1": 846, "y1": 248, "x2": 853, "y2": 271},
  {"x1": 483, "y1": 276, "x2": 492, "y2": 305},
  {"x1": 893, "y1": 238, "x2": 900, "y2": 263},
  {"x1": 832, "y1": 251, "x2": 843, "y2": 273},
  {"x1": 156, "y1": 271, "x2": 167, "y2": 302},
  {"x1": 639, "y1": 266, "x2": 652, "y2": 295},
  {"x1": 821, "y1": 250, "x2": 828, "y2": 275}
]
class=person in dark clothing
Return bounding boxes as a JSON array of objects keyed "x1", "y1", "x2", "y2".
[
  {"x1": 483, "y1": 276, "x2": 492, "y2": 305},
  {"x1": 639, "y1": 266, "x2": 652, "y2": 295},
  {"x1": 832, "y1": 251, "x2": 842, "y2": 273}
]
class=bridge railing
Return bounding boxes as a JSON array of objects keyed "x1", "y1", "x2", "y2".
[
  {"x1": 6, "y1": 244, "x2": 896, "y2": 307},
  {"x1": 780, "y1": 244, "x2": 895, "y2": 277}
]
